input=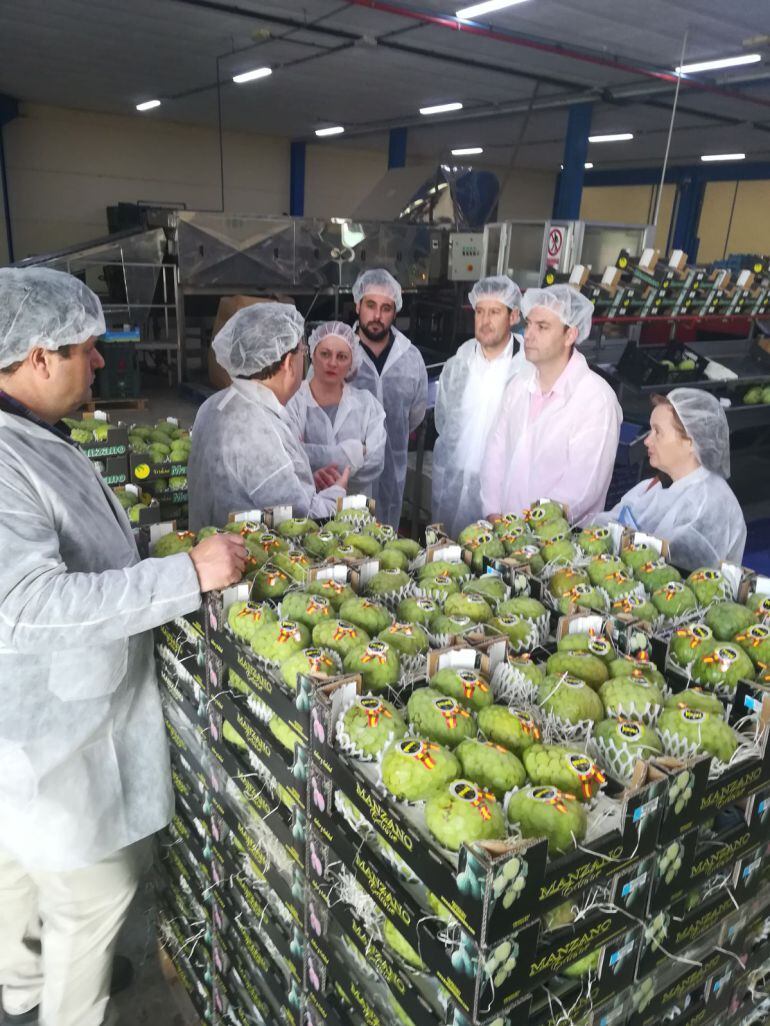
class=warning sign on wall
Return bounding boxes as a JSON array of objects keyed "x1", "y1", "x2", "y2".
[{"x1": 546, "y1": 227, "x2": 564, "y2": 269}]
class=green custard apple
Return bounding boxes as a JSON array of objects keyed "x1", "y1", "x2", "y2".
[
  {"x1": 599, "y1": 675, "x2": 663, "y2": 719},
  {"x1": 397, "y1": 596, "x2": 440, "y2": 626},
  {"x1": 557, "y1": 632, "x2": 616, "y2": 665},
  {"x1": 523, "y1": 744, "x2": 605, "y2": 801},
  {"x1": 386, "y1": 537, "x2": 422, "y2": 561},
  {"x1": 465, "y1": 533, "x2": 505, "y2": 572},
  {"x1": 635, "y1": 561, "x2": 682, "y2": 592},
  {"x1": 607, "y1": 656, "x2": 666, "y2": 689},
  {"x1": 302, "y1": 530, "x2": 337, "y2": 560},
  {"x1": 381, "y1": 737, "x2": 460, "y2": 801},
  {"x1": 424, "y1": 779, "x2": 506, "y2": 851},
  {"x1": 506, "y1": 543, "x2": 545, "y2": 574},
  {"x1": 378, "y1": 621, "x2": 429, "y2": 657},
  {"x1": 733, "y1": 623, "x2": 770, "y2": 668},
  {"x1": 576, "y1": 525, "x2": 614, "y2": 557},
  {"x1": 593, "y1": 718, "x2": 663, "y2": 779},
  {"x1": 443, "y1": 591, "x2": 493, "y2": 624},
  {"x1": 477, "y1": 705, "x2": 541, "y2": 755},
  {"x1": 499, "y1": 529, "x2": 536, "y2": 554},
  {"x1": 600, "y1": 570, "x2": 638, "y2": 601},
  {"x1": 529, "y1": 516, "x2": 570, "y2": 544},
  {"x1": 430, "y1": 667, "x2": 494, "y2": 711},
  {"x1": 169, "y1": 476, "x2": 187, "y2": 492},
  {"x1": 273, "y1": 549, "x2": 313, "y2": 584},
  {"x1": 507, "y1": 655, "x2": 546, "y2": 688},
  {"x1": 268, "y1": 715, "x2": 303, "y2": 754},
  {"x1": 557, "y1": 584, "x2": 608, "y2": 615},
  {"x1": 455, "y1": 739, "x2": 526, "y2": 798},
  {"x1": 526, "y1": 499, "x2": 565, "y2": 524},
  {"x1": 587, "y1": 554, "x2": 626, "y2": 586},
  {"x1": 507, "y1": 784, "x2": 587, "y2": 854},
  {"x1": 330, "y1": 543, "x2": 362, "y2": 562},
  {"x1": 546, "y1": 651, "x2": 609, "y2": 691},
  {"x1": 668, "y1": 624, "x2": 714, "y2": 667},
  {"x1": 458, "y1": 520, "x2": 496, "y2": 546},
  {"x1": 543, "y1": 901, "x2": 577, "y2": 932},
  {"x1": 663, "y1": 689, "x2": 724, "y2": 717},
  {"x1": 127, "y1": 504, "x2": 148, "y2": 525},
  {"x1": 539, "y1": 539, "x2": 579, "y2": 566},
  {"x1": 276, "y1": 517, "x2": 319, "y2": 539},
  {"x1": 685, "y1": 568, "x2": 731, "y2": 605},
  {"x1": 489, "y1": 613, "x2": 537, "y2": 649},
  {"x1": 418, "y1": 572, "x2": 459, "y2": 601},
  {"x1": 493, "y1": 513, "x2": 527, "y2": 537},
  {"x1": 339, "y1": 596, "x2": 393, "y2": 635},
  {"x1": 363, "y1": 520, "x2": 396, "y2": 543},
  {"x1": 705, "y1": 601, "x2": 757, "y2": 640},
  {"x1": 196, "y1": 525, "x2": 219, "y2": 540},
  {"x1": 549, "y1": 568, "x2": 591, "y2": 598},
  {"x1": 657, "y1": 706, "x2": 740, "y2": 763},
  {"x1": 250, "y1": 564, "x2": 292, "y2": 601},
  {"x1": 152, "y1": 531, "x2": 196, "y2": 557},
  {"x1": 343, "y1": 640, "x2": 402, "y2": 691},
  {"x1": 227, "y1": 600, "x2": 278, "y2": 644},
  {"x1": 417, "y1": 559, "x2": 470, "y2": 583},
  {"x1": 620, "y1": 543, "x2": 662, "y2": 573},
  {"x1": 537, "y1": 674, "x2": 604, "y2": 725},
  {"x1": 280, "y1": 591, "x2": 333, "y2": 630},
  {"x1": 691, "y1": 642, "x2": 755, "y2": 691},
  {"x1": 609, "y1": 593, "x2": 659, "y2": 623},
  {"x1": 250, "y1": 618, "x2": 310, "y2": 664},
  {"x1": 366, "y1": 568, "x2": 412, "y2": 598},
  {"x1": 340, "y1": 695, "x2": 407, "y2": 757},
  {"x1": 378, "y1": 546, "x2": 410, "y2": 571},
  {"x1": 406, "y1": 687, "x2": 477, "y2": 748},
  {"x1": 281, "y1": 646, "x2": 342, "y2": 690},
  {"x1": 746, "y1": 593, "x2": 770, "y2": 618},
  {"x1": 382, "y1": 919, "x2": 425, "y2": 970},
  {"x1": 497, "y1": 596, "x2": 548, "y2": 623},
  {"x1": 429, "y1": 613, "x2": 476, "y2": 640},
  {"x1": 114, "y1": 488, "x2": 140, "y2": 510},
  {"x1": 312, "y1": 618, "x2": 370, "y2": 658},
  {"x1": 462, "y1": 574, "x2": 508, "y2": 605},
  {"x1": 561, "y1": 947, "x2": 601, "y2": 979},
  {"x1": 250, "y1": 530, "x2": 289, "y2": 557},
  {"x1": 306, "y1": 577, "x2": 356, "y2": 610},
  {"x1": 343, "y1": 532, "x2": 381, "y2": 557},
  {"x1": 651, "y1": 582, "x2": 699, "y2": 619}
]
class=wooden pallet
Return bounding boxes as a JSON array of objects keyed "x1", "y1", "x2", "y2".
[{"x1": 80, "y1": 397, "x2": 149, "y2": 412}]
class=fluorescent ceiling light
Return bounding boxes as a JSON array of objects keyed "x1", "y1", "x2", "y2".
[
  {"x1": 456, "y1": 0, "x2": 530, "y2": 18},
  {"x1": 232, "y1": 66, "x2": 272, "y2": 84},
  {"x1": 584, "y1": 162, "x2": 594, "y2": 169},
  {"x1": 136, "y1": 99, "x2": 161, "y2": 111},
  {"x1": 700, "y1": 152, "x2": 745, "y2": 162},
  {"x1": 315, "y1": 125, "x2": 345, "y2": 137},
  {"x1": 451, "y1": 146, "x2": 483, "y2": 155},
  {"x1": 588, "y1": 132, "x2": 634, "y2": 143},
  {"x1": 676, "y1": 53, "x2": 761, "y2": 75},
  {"x1": 420, "y1": 101, "x2": 463, "y2": 115}
]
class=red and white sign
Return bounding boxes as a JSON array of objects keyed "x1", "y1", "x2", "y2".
[{"x1": 546, "y1": 227, "x2": 564, "y2": 268}]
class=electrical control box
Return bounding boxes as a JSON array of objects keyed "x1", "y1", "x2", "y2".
[{"x1": 448, "y1": 232, "x2": 484, "y2": 281}]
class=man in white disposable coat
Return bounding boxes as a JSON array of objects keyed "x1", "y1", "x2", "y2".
[
  {"x1": 350, "y1": 269, "x2": 428, "y2": 529},
  {"x1": 0, "y1": 268, "x2": 246, "y2": 1026},
  {"x1": 431, "y1": 275, "x2": 526, "y2": 540}
]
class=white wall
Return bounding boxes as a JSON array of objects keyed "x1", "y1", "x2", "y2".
[{"x1": 497, "y1": 167, "x2": 557, "y2": 220}]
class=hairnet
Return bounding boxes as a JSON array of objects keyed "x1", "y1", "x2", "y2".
[
  {"x1": 212, "y1": 302, "x2": 305, "y2": 377},
  {"x1": 352, "y1": 269, "x2": 403, "y2": 312},
  {"x1": 666, "y1": 388, "x2": 731, "y2": 479},
  {"x1": 521, "y1": 285, "x2": 594, "y2": 343},
  {"x1": 0, "y1": 267, "x2": 105, "y2": 371},
  {"x1": 308, "y1": 321, "x2": 362, "y2": 378},
  {"x1": 468, "y1": 275, "x2": 522, "y2": 311}
]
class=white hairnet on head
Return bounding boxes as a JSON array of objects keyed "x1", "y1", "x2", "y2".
[
  {"x1": 468, "y1": 275, "x2": 522, "y2": 311},
  {"x1": 212, "y1": 302, "x2": 305, "y2": 377},
  {"x1": 521, "y1": 284, "x2": 594, "y2": 343},
  {"x1": 0, "y1": 267, "x2": 105, "y2": 371},
  {"x1": 308, "y1": 321, "x2": 362, "y2": 378},
  {"x1": 666, "y1": 388, "x2": 731, "y2": 479},
  {"x1": 352, "y1": 269, "x2": 403, "y2": 312}
]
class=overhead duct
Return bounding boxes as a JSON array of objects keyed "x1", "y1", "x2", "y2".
[{"x1": 352, "y1": 165, "x2": 500, "y2": 230}]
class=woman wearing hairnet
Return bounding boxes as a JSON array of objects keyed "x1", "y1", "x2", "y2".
[
  {"x1": 598, "y1": 389, "x2": 746, "y2": 569},
  {"x1": 286, "y1": 322, "x2": 386, "y2": 497},
  {"x1": 482, "y1": 285, "x2": 622, "y2": 525},
  {"x1": 432, "y1": 275, "x2": 526, "y2": 540},
  {"x1": 188, "y1": 303, "x2": 350, "y2": 530}
]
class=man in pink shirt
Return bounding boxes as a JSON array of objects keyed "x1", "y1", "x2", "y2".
[{"x1": 481, "y1": 285, "x2": 622, "y2": 525}]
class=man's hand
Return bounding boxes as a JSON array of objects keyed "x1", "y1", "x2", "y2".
[
  {"x1": 314, "y1": 464, "x2": 341, "y2": 489},
  {"x1": 337, "y1": 465, "x2": 351, "y2": 491},
  {"x1": 189, "y1": 534, "x2": 247, "y2": 593}
]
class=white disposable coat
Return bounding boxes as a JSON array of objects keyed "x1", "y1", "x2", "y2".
[
  {"x1": 432, "y1": 334, "x2": 526, "y2": 539},
  {"x1": 286, "y1": 380, "x2": 387, "y2": 498},
  {"x1": 597, "y1": 467, "x2": 746, "y2": 571},
  {"x1": 188, "y1": 379, "x2": 345, "y2": 530},
  {"x1": 481, "y1": 350, "x2": 622, "y2": 526},
  {"x1": 350, "y1": 328, "x2": 428, "y2": 528},
  {"x1": 0, "y1": 411, "x2": 201, "y2": 871}
]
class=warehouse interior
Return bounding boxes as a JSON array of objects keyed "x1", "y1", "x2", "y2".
[{"x1": 3, "y1": 2, "x2": 770, "y2": 1026}]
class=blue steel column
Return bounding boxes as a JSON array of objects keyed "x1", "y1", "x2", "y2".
[
  {"x1": 553, "y1": 102, "x2": 592, "y2": 220},
  {"x1": 290, "y1": 141, "x2": 306, "y2": 217},
  {"x1": 671, "y1": 170, "x2": 706, "y2": 261},
  {"x1": 0, "y1": 94, "x2": 18, "y2": 263},
  {"x1": 388, "y1": 127, "x2": 407, "y2": 169}
]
